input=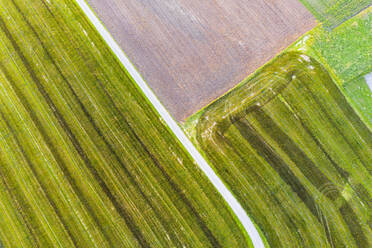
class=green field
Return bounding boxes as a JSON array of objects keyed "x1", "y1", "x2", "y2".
[
  {"x1": 0, "y1": 0, "x2": 252, "y2": 247},
  {"x1": 289, "y1": 7, "x2": 372, "y2": 128},
  {"x1": 343, "y1": 76, "x2": 372, "y2": 125},
  {"x1": 189, "y1": 52, "x2": 372, "y2": 247},
  {"x1": 299, "y1": 0, "x2": 370, "y2": 28},
  {"x1": 291, "y1": 7, "x2": 371, "y2": 84}
]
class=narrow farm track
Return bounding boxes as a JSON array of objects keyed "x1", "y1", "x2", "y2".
[
  {"x1": 193, "y1": 53, "x2": 372, "y2": 247},
  {"x1": 0, "y1": 0, "x2": 252, "y2": 247}
]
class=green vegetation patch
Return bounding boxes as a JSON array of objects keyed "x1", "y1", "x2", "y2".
[
  {"x1": 343, "y1": 75, "x2": 372, "y2": 126},
  {"x1": 299, "y1": 0, "x2": 371, "y2": 28},
  {"x1": 0, "y1": 0, "x2": 252, "y2": 247},
  {"x1": 191, "y1": 52, "x2": 372, "y2": 247},
  {"x1": 290, "y1": 7, "x2": 372, "y2": 128},
  {"x1": 293, "y1": 7, "x2": 371, "y2": 84}
]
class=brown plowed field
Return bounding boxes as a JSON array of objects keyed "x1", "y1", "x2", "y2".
[{"x1": 87, "y1": 0, "x2": 316, "y2": 121}]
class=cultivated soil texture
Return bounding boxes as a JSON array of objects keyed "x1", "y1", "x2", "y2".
[{"x1": 87, "y1": 0, "x2": 316, "y2": 121}]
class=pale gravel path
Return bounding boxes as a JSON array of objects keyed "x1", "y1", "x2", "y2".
[{"x1": 75, "y1": 0, "x2": 265, "y2": 247}]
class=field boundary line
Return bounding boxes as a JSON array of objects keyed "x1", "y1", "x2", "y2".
[{"x1": 74, "y1": 1, "x2": 264, "y2": 247}]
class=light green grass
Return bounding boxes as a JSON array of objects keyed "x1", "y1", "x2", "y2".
[
  {"x1": 0, "y1": 0, "x2": 252, "y2": 247},
  {"x1": 299, "y1": 0, "x2": 370, "y2": 28},
  {"x1": 190, "y1": 52, "x2": 372, "y2": 247},
  {"x1": 291, "y1": 7, "x2": 371, "y2": 84},
  {"x1": 289, "y1": 7, "x2": 372, "y2": 129},
  {"x1": 343, "y1": 76, "x2": 372, "y2": 127}
]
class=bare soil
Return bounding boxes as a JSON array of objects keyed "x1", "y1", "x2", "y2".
[{"x1": 87, "y1": 0, "x2": 316, "y2": 121}]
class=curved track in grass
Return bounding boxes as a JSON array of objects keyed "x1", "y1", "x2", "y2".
[{"x1": 193, "y1": 52, "x2": 372, "y2": 248}]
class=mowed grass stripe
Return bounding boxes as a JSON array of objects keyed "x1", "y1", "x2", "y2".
[
  {"x1": 9, "y1": 0, "x2": 215, "y2": 245},
  {"x1": 0, "y1": 1, "x2": 183, "y2": 245},
  {"x1": 0, "y1": 0, "x2": 189, "y2": 246},
  {"x1": 0, "y1": 0, "x2": 206, "y2": 246},
  {"x1": 0, "y1": 150, "x2": 39, "y2": 248},
  {"x1": 192, "y1": 52, "x2": 371, "y2": 247},
  {"x1": 0, "y1": 57, "x2": 121, "y2": 247},
  {"x1": 0, "y1": 11, "x2": 134, "y2": 247},
  {"x1": 0, "y1": 51, "x2": 117, "y2": 247},
  {"x1": 0, "y1": 4, "x2": 154, "y2": 245},
  {"x1": 0, "y1": 0, "x2": 251, "y2": 247}
]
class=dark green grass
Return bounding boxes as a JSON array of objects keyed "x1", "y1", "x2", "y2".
[
  {"x1": 0, "y1": 0, "x2": 252, "y2": 247},
  {"x1": 191, "y1": 52, "x2": 372, "y2": 247}
]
